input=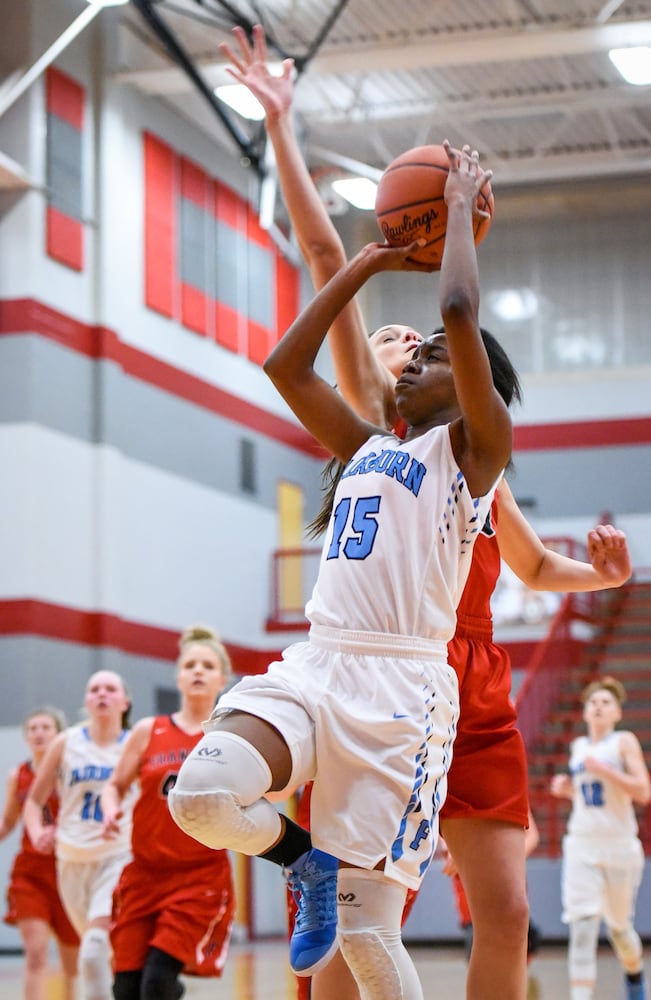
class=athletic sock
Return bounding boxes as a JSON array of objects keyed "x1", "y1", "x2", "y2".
[{"x1": 259, "y1": 815, "x2": 312, "y2": 867}]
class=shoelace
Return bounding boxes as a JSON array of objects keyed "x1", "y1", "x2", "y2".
[{"x1": 287, "y1": 863, "x2": 337, "y2": 931}]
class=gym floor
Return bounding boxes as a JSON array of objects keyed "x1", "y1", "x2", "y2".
[{"x1": 1, "y1": 939, "x2": 649, "y2": 999}]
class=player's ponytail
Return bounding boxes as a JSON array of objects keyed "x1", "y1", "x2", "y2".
[{"x1": 306, "y1": 456, "x2": 345, "y2": 539}]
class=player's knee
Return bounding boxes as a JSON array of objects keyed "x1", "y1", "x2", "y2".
[
  {"x1": 168, "y1": 729, "x2": 280, "y2": 853},
  {"x1": 169, "y1": 785, "x2": 281, "y2": 853},
  {"x1": 24, "y1": 944, "x2": 49, "y2": 974},
  {"x1": 338, "y1": 927, "x2": 403, "y2": 998},
  {"x1": 79, "y1": 927, "x2": 111, "y2": 1000},
  {"x1": 500, "y1": 888, "x2": 530, "y2": 942},
  {"x1": 336, "y1": 868, "x2": 420, "y2": 999},
  {"x1": 608, "y1": 926, "x2": 643, "y2": 971},
  {"x1": 569, "y1": 915, "x2": 600, "y2": 983},
  {"x1": 470, "y1": 886, "x2": 529, "y2": 949}
]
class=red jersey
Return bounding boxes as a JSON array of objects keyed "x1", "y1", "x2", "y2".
[
  {"x1": 111, "y1": 715, "x2": 234, "y2": 975},
  {"x1": 455, "y1": 501, "x2": 499, "y2": 624},
  {"x1": 132, "y1": 715, "x2": 230, "y2": 870},
  {"x1": 15, "y1": 761, "x2": 58, "y2": 857},
  {"x1": 443, "y1": 496, "x2": 529, "y2": 826},
  {"x1": 4, "y1": 762, "x2": 79, "y2": 945}
]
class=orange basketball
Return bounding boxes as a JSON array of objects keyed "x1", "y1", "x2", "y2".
[{"x1": 374, "y1": 144, "x2": 494, "y2": 267}]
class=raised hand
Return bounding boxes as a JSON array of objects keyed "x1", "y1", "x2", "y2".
[
  {"x1": 586, "y1": 524, "x2": 632, "y2": 588},
  {"x1": 360, "y1": 240, "x2": 440, "y2": 274},
  {"x1": 443, "y1": 140, "x2": 493, "y2": 219},
  {"x1": 219, "y1": 24, "x2": 295, "y2": 123}
]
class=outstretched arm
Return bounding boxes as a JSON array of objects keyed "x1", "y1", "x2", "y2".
[
  {"x1": 23, "y1": 734, "x2": 63, "y2": 854},
  {"x1": 101, "y1": 717, "x2": 151, "y2": 839},
  {"x1": 264, "y1": 241, "x2": 426, "y2": 461},
  {"x1": 440, "y1": 143, "x2": 512, "y2": 496},
  {"x1": 497, "y1": 480, "x2": 632, "y2": 591},
  {"x1": 0, "y1": 767, "x2": 21, "y2": 840},
  {"x1": 220, "y1": 25, "x2": 394, "y2": 428}
]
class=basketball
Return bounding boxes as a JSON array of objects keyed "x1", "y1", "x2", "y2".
[{"x1": 374, "y1": 144, "x2": 494, "y2": 267}]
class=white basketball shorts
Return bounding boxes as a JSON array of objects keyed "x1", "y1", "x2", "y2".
[
  {"x1": 211, "y1": 625, "x2": 459, "y2": 890},
  {"x1": 561, "y1": 834, "x2": 645, "y2": 930}
]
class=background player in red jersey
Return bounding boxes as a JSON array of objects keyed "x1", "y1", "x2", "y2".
[
  {"x1": 101, "y1": 625, "x2": 235, "y2": 1000},
  {"x1": 1, "y1": 707, "x2": 79, "y2": 1000}
]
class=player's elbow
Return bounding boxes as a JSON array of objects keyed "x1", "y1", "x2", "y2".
[
  {"x1": 263, "y1": 347, "x2": 283, "y2": 382},
  {"x1": 299, "y1": 237, "x2": 346, "y2": 279},
  {"x1": 439, "y1": 288, "x2": 478, "y2": 328},
  {"x1": 636, "y1": 783, "x2": 651, "y2": 807}
]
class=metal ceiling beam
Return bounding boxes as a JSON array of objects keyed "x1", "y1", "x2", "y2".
[
  {"x1": 130, "y1": 0, "x2": 263, "y2": 172},
  {"x1": 115, "y1": 18, "x2": 651, "y2": 93},
  {"x1": 303, "y1": 81, "x2": 651, "y2": 129},
  {"x1": 309, "y1": 19, "x2": 651, "y2": 75}
]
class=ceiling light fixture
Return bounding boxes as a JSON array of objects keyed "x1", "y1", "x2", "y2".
[
  {"x1": 331, "y1": 176, "x2": 378, "y2": 211},
  {"x1": 608, "y1": 46, "x2": 651, "y2": 85},
  {"x1": 214, "y1": 84, "x2": 265, "y2": 121},
  {"x1": 488, "y1": 288, "x2": 539, "y2": 322}
]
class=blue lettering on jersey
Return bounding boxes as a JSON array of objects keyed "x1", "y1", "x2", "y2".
[
  {"x1": 580, "y1": 780, "x2": 605, "y2": 807},
  {"x1": 391, "y1": 742, "x2": 428, "y2": 864},
  {"x1": 341, "y1": 448, "x2": 427, "y2": 498},
  {"x1": 69, "y1": 764, "x2": 113, "y2": 786},
  {"x1": 409, "y1": 818, "x2": 431, "y2": 851}
]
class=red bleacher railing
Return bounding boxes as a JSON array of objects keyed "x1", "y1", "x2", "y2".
[{"x1": 513, "y1": 536, "x2": 597, "y2": 750}]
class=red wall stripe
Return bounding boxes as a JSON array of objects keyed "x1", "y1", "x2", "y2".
[
  {"x1": 513, "y1": 417, "x2": 651, "y2": 451},
  {"x1": 215, "y1": 300, "x2": 242, "y2": 354},
  {"x1": 214, "y1": 179, "x2": 245, "y2": 229},
  {"x1": 46, "y1": 206, "x2": 83, "y2": 271},
  {"x1": 181, "y1": 283, "x2": 208, "y2": 337},
  {"x1": 180, "y1": 157, "x2": 210, "y2": 209},
  {"x1": 246, "y1": 206, "x2": 272, "y2": 249},
  {"x1": 144, "y1": 133, "x2": 176, "y2": 318},
  {"x1": 0, "y1": 298, "x2": 323, "y2": 456},
  {"x1": 0, "y1": 599, "x2": 280, "y2": 676},
  {"x1": 275, "y1": 250, "x2": 299, "y2": 344},
  {"x1": 179, "y1": 160, "x2": 210, "y2": 335},
  {"x1": 0, "y1": 599, "x2": 539, "y2": 676},
  {"x1": 1, "y1": 297, "x2": 649, "y2": 455},
  {"x1": 247, "y1": 318, "x2": 272, "y2": 367},
  {"x1": 46, "y1": 67, "x2": 84, "y2": 130}
]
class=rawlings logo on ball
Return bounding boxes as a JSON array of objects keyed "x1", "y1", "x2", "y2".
[{"x1": 380, "y1": 206, "x2": 440, "y2": 243}]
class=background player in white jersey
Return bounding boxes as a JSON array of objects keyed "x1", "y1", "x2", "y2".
[
  {"x1": 23, "y1": 671, "x2": 135, "y2": 1000},
  {"x1": 550, "y1": 676, "x2": 651, "y2": 1000},
  {"x1": 169, "y1": 143, "x2": 514, "y2": 1000}
]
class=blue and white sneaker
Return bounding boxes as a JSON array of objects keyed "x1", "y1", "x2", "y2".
[
  {"x1": 287, "y1": 848, "x2": 338, "y2": 976},
  {"x1": 625, "y1": 975, "x2": 647, "y2": 1000}
]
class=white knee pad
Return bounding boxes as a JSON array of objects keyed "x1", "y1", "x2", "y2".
[
  {"x1": 167, "y1": 729, "x2": 282, "y2": 854},
  {"x1": 569, "y1": 915, "x2": 600, "y2": 987},
  {"x1": 79, "y1": 927, "x2": 112, "y2": 1000},
  {"x1": 608, "y1": 926, "x2": 643, "y2": 973},
  {"x1": 336, "y1": 869, "x2": 423, "y2": 1000}
]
